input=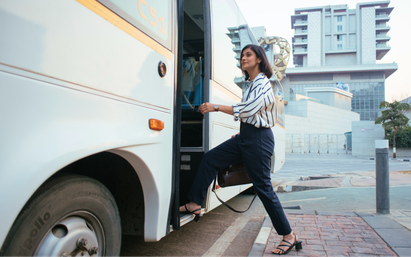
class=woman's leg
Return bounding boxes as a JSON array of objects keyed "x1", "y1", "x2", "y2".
[{"x1": 186, "y1": 135, "x2": 243, "y2": 207}]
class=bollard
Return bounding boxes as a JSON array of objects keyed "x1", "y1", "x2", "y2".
[{"x1": 375, "y1": 140, "x2": 390, "y2": 214}]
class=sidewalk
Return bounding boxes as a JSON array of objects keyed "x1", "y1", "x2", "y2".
[{"x1": 249, "y1": 171, "x2": 411, "y2": 257}]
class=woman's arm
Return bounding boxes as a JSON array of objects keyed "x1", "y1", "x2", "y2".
[{"x1": 199, "y1": 102, "x2": 234, "y2": 115}]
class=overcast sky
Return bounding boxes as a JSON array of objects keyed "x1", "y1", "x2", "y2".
[{"x1": 234, "y1": 0, "x2": 410, "y2": 102}]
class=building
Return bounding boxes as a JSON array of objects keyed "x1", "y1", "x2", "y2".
[{"x1": 282, "y1": 0, "x2": 398, "y2": 121}]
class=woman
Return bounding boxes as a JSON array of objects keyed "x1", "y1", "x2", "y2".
[{"x1": 179, "y1": 45, "x2": 302, "y2": 255}]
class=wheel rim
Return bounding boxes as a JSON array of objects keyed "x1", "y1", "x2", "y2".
[{"x1": 34, "y1": 211, "x2": 105, "y2": 257}]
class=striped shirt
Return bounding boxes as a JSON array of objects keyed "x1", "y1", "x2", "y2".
[{"x1": 232, "y1": 73, "x2": 277, "y2": 128}]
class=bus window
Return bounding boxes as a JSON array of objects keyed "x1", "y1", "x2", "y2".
[
  {"x1": 98, "y1": 0, "x2": 172, "y2": 50},
  {"x1": 210, "y1": 0, "x2": 258, "y2": 91}
]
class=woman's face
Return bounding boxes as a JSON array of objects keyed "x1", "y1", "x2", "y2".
[{"x1": 241, "y1": 48, "x2": 261, "y2": 72}]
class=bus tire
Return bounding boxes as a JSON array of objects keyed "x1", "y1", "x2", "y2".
[{"x1": 0, "y1": 174, "x2": 121, "y2": 256}]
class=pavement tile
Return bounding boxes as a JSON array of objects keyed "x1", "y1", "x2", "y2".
[
  {"x1": 323, "y1": 245, "x2": 352, "y2": 252},
  {"x1": 373, "y1": 247, "x2": 398, "y2": 256},
  {"x1": 325, "y1": 240, "x2": 352, "y2": 247},
  {"x1": 373, "y1": 228, "x2": 411, "y2": 247},
  {"x1": 351, "y1": 247, "x2": 376, "y2": 254},
  {"x1": 351, "y1": 242, "x2": 378, "y2": 248},
  {"x1": 361, "y1": 216, "x2": 404, "y2": 229},
  {"x1": 296, "y1": 250, "x2": 327, "y2": 256},
  {"x1": 302, "y1": 244, "x2": 325, "y2": 251},
  {"x1": 392, "y1": 247, "x2": 411, "y2": 256},
  {"x1": 348, "y1": 253, "x2": 379, "y2": 257},
  {"x1": 306, "y1": 239, "x2": 323, "y2": 245},
  {"x1": 363, "y1": 238, "x2": 386, "y2": 244},
  {"x1": 338, "y1": 236, "x2": 365, "y2": 242}
]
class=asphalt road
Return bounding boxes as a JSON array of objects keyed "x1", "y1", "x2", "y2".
[{"x1": 279, "y1": 185, "x2": 411, "y2": 212}]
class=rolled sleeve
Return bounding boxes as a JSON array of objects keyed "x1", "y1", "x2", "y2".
[{"x1": 233, "y1": 104, "x2": 240, "y2": 121}]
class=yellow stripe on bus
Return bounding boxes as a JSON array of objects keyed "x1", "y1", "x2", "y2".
[{"x1": 76, "y1": 0, "x2": 173, "y2": 60}]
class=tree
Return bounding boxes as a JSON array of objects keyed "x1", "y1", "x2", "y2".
[{"x1": 375, "y1": 101, "x2": 410, "y2": 158}]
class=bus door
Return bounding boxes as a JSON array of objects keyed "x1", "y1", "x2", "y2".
[{"x1": 171, "y1": 0, "x2": 211, "y2": 229}]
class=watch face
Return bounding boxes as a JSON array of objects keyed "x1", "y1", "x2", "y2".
[{"x1": 214, "y1": 105, "x2": 218, "y2": 108}]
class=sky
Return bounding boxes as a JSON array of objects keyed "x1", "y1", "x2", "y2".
[{"x1": 234, "y1": 0, "x2": 411, "y2": 102}]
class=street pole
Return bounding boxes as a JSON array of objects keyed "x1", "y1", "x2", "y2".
[{"x1": 375, "y1": 140, "x2": 390, "y2": 214}]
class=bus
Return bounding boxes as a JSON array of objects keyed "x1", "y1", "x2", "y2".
[{"x1": 0, "y1": 0, "x2": 285, "y2": 255}]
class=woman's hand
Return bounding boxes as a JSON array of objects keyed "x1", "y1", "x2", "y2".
[
  {"x1": 199, "y1": 102, "x2": 214, "y2": 115},
  {"x1": 231, "y1": 132, "x2": 240, "y2": 138}
]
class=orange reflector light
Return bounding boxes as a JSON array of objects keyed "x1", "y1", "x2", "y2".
[
  {"x1": 149, "y1": 119, "x2": 165, "y2": 131},
  {"x1": 215, "y1": 184, "x2": 221, "y2": 190}
]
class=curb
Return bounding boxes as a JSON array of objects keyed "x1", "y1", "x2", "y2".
[{"x1": 247, "y1": 215, "x2": 271, "y2": 257}]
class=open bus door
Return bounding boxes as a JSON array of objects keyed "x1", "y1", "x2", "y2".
[{"x1": 170, "y1": 0, "x2": 211, "y2": 231}]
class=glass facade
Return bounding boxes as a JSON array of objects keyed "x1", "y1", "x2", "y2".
[
  {"x1": 289, "y1": 81, "x2": 385, "y2": 120},
  {"x1": 350, "y1": 82, "x2": 385, "y2": 121}
]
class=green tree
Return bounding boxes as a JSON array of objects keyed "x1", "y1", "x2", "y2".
[{"x1": 375, "y1": 101, "x2": 410, "y2": 158}]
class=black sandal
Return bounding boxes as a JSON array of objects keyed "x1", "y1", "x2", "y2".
[
  {"x1": 180, "y1": 204, "x2": 203, "y2": 222},
  {"x1": 272, "y1": 235, "x2": 302, "y2": 255}
]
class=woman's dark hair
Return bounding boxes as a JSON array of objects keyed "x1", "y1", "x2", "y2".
[{"x1": 240, "y1": 44, "x2": 273, "y2": 81}]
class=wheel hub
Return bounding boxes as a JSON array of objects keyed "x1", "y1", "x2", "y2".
[{"x1": 35, "y1": 212, "x2": 104, "y2": 256}]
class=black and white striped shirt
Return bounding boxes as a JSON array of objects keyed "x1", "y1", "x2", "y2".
[{"x1": 232, "y1": 73, "x2": 277, "y2": 128}]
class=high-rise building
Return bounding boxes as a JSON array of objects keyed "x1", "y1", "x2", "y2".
[{"x1": 282, "y1": 1, "x2": 398, "y2": 121}]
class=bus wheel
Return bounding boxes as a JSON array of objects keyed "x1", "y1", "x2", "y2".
[{"x1": 0, "y1": 174, "x2": 121, "y2": 256}]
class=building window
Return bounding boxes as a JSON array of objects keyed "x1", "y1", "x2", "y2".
[
  {"x1": 337, "y1": 44, "x2": 342, "y2": 49},
  {"x1": 337, "y1": 35, "x2": 342, "y2": 41},
  {"x1": 302, "y1": 37, "x2": 307, "y2": 42},
  {"x1": 337, "y1": 25, "x2": 343, "y2": 32},
  {"x1": 302, "y1": 18, "x2": 307, "y2": 23},
  {"x1": 337, "y1": 16, "x2": 342, "y2": 22}
]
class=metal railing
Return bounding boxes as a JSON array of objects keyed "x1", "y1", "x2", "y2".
[
  {"x1": 286, "y1": 133, "x2": 348, "y2": 154},
  {"x1": 376, "y1": 43, "x2": 390, "y2": 48}
]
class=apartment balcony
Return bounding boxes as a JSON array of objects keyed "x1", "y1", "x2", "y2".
[
  {"x1": 293, "y1": 39, "x2": 308, "y2": 46},
  {"x1": 375, "y1": 13, "x2": 390, "y2": 21},
  {"x1": 376, "y1": 24, "x2": 391, "y2": 31},
  {"x1": 293, "y1": 48, "x2": 308, "y2": 55},
  {"x1": 294, "y1": 30, "x2": 308, "y2": 36},
  {"x1": 376, "y1": 43, "x2": 390, "y2": 49},
  {"x1": 376, "y1": 34, "x2": 391, "y2": 41},
  {"x1": 293, "y1": 20, "x2": 308, "y2": 27},
  {"x1": 325, "y1": 47, "x2": 356, "y2": 54},
  {"x1": 376, "y1": 43, "x2": 391, "y2": 60}
]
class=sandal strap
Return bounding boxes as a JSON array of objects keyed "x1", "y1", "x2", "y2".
[
  {"x1": 280, "y1": 240, "x2": 293, "y2": 246},
  {"x1": 184, "y1": 204, "x2": 201, "y2": 214},
  {"x1": 275, "y1": 247, "x2": 285, "y2": 253}
]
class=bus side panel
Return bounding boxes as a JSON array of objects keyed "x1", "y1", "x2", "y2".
[
  {"x1": 0, "y1": 0, "x2": 172, "y2": 110},
  {"x1": 0, "y1": 70, "x2": 174, "y2": 246}
]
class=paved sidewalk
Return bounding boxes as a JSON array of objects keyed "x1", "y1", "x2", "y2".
[
  {"x1": 249, "y1": 171, "x2": 411, "y2": 256},
  {"x1": 249, "y1": 210, "x2": 411, "y2": 257}
]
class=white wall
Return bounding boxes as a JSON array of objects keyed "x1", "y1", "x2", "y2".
[
  {"x1": 285, "y1": 100, "x2": 359, "y2": 135},
  {"x1": 351, "y1": 121, "x2": 385, "y2": 156}
]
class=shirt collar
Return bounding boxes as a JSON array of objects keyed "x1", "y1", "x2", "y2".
[{"x1": 246, "y1": 73, "x2": 265, "y2": 89}]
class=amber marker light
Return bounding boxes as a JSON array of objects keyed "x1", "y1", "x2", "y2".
[{"x1": 149, "y1": 119, "x2": 165, "y2": 131}]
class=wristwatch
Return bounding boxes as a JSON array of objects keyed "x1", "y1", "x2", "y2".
[{"x1": 214, "y1": 104, "x2": 219, "y2": 112}]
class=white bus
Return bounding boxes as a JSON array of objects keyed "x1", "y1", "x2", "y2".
[{"x1": 0, "y1": 0, "x2": 285, "y2": 255}]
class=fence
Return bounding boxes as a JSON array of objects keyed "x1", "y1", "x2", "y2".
[{"x1": 286, "y1": 133, "x2": 348, "y2": 154}]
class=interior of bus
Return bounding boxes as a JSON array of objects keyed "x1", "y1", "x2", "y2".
[{"x1": 179, "y1": 0, "x2": 206, "y2": 212}]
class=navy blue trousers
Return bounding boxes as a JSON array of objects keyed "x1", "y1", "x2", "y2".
[{"x1": 188, "y1": 122, "x2": 292, "y2": 235}]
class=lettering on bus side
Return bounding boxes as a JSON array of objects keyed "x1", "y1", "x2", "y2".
[{"x1": 99, "y1": 0, "x2": 171, "y2": 49}]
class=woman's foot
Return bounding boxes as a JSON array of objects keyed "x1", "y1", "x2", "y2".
[
  {"x1": 272, "y1": 232, "x2": 302, "y2": 255},
  {"x1": 179, "y1": 202, "x2": 201, "y2": 215}
]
